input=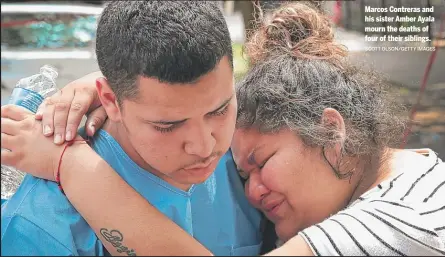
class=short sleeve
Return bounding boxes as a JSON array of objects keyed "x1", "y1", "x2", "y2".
[
  {"x1": 298, "y1": 200, "x2": 445, "y2": 256},
  {"x1": 1, "y1": 215, "x2": 74, "y2": 256}
]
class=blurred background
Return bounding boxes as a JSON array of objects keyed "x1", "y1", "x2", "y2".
[{"x1": 1, "y1": 0, "x2": 444, "y2": 159}]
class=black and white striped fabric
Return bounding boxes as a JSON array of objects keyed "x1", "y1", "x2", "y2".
[{"x1": 299, "y1": 149, "x2": 445, "y2": 256}]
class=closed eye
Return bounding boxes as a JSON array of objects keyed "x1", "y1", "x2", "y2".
[
  {"x1": 237, "y1": 158, "x2": 269, "y2": 180},
  {"x1": 150, "y1": 98, "x2": 231, "y2": 133},
  {"x1": 257, "y1": 151, "x2": 276, "y2": 170},
  {"x1": 208, "y1": 104, "x2": 229, "y2": 117},
  {"x1": 238, "y1": 169, "x2": 249, "y2": 179},
  {"x1": 258, "y1": 161, "x2": 267, "y2": 169},
  {"x1": 153, "y1": 123, "x2": 179, "y2": 133}
]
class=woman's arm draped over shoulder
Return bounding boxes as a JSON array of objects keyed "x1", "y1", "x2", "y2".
[{"x1": 60, "y1": 143, "x2": 213, "y2": 256}]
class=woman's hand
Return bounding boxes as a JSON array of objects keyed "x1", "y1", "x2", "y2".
[
  {"x1": 1, "y1": 104, "x2": 82, "y2": 181},
  {"x1": 35, "y1": 71, "x2": 108, "y2": 145}
]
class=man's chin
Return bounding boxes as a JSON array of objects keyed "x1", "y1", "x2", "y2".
[
  {"x1": 178, "y1": 155, "x2": 221, "y2": 185},
  {"x1": 172, "y1": 171, "x2": 214, "y2": 189},
  {"x1": 187, "y1": 175, "x2": 213, "y2": 185}
]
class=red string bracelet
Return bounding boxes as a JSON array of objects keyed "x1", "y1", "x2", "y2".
[{"x1": 55, "y1": 138, "x2": 90, "y2": 194}]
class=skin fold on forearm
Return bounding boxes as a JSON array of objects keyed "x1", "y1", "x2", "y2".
[{"x1": 59, "y1": 143, "x2": 213, "y2": 256}]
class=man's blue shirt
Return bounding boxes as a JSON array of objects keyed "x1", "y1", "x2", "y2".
[{"x1": 1, "y1": 129, "x2": 262, "y2": 255}]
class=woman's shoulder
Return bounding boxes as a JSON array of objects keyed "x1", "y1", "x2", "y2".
[
  {"x1": 299, "y1": 149, "x2": 445, "y2": 256},
  {"x1": 300, "y1": 193, "x2": 445, "y2": 256},
  {"x1": 357, "y1": 148, "x2": 444, "y2": 204},
  {"x1": 349, "y1": 148, "x2": 444, "y2": 233}
]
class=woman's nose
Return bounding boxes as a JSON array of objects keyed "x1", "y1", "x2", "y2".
[{"x1": 246, "y1": 172, "x2": 270, "y2": 206}]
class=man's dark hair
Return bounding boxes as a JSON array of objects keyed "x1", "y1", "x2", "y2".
[{"x1": 96, "y1": 1, "x2": 233, "y2": 102}]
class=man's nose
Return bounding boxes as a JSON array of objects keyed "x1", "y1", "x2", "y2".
[
  {"x1": 246, "y1": 172, "x2": 270, "y2": 206},
  {"x1": 184, "y1": 123, "x2": 216, "y2": 158}
]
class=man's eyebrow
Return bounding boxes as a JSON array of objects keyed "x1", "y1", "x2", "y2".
[{"x1": 141, "y1": 94, "x2": 234, "y2": 125}]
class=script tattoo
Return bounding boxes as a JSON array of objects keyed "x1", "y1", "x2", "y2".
[{"x1": 100, "y1": 228, "x2": 137, "y2": 256}]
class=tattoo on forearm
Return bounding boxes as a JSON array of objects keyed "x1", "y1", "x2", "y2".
[{"x1": 100, "y1": 228, "x2": 137, "y2": 256}]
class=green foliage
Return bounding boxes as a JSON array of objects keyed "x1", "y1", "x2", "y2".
[{"x1": 232, "y1": 43, "x2": 249, "y2": 81}]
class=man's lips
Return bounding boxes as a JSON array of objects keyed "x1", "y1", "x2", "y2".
[{"x1": 183, "y1": 155, "x2": 217, "y2": 170}]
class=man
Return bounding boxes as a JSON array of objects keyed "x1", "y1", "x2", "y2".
[{"x1": 1, "y1": 2, "x2": 262, "y2": 255}]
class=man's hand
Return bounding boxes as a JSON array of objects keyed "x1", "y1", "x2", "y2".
[
  {"x1": 35, "y1": 71, "x2": 108, "y2": 145},
  {"x1": 1, "y1": 104, "x2": 72, "y2": 181}
]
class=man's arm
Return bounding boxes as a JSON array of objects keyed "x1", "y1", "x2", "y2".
[{"x1": 1, "y1": 215, "x2": 74, "y2": 256}]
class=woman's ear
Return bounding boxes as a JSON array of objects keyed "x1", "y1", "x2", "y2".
[
  {"x1": 320, "y1": 108, "x2": 348, "y2": 178},
  {"x1": 321, "y1": 107, "x2": 346, "y2": 145},
  {"x1": 96, "y1": 77, "x2": 122, "y2": 122}
]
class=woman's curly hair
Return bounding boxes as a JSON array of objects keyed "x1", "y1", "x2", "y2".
[{"x1": 236, "y1": 1, "x2": 408, "y2": 158}]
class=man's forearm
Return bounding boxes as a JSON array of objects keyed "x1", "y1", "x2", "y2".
[{"x1": 60, "y1": 143, "x2": 213, "y2": 256}]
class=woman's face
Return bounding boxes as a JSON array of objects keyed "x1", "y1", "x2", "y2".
[{"x1": 231, "y1": 128, "x2": 354, "y2": 241}]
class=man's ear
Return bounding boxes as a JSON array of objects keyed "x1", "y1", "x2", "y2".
[{"x1": 96, "y1": 77, "x2": 122, "y2": 122}]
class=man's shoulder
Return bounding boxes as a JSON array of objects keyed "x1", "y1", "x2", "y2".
[
  {"x1": 1, "y1": 214, "x2": 75, "y2": 255},
  {"x1": 206, "y1": 149, "x2": 258, "y2": 213},
  {"x1": 2, "y1": 174, "x2": 77, "y2": 218},
  {"x1": 216, "y1": 149, "x2": 236, "y2": 169},
  {"x1": 196, "y1": 150, "x2": 263, "y2": 248},
  {"x1": 214, "y1": 149, "x2": 245, "y2": 183},
  {"x1": 1, "y1": 175, "x2": 102, "y2": 255}
]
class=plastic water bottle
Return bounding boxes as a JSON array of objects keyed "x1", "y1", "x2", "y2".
[
  {"x1": 8, "y1": 65, "x2": 59, "y2": 113},
  {"x1": 1, "y1": 65, "x2": 59, "y2": 200}
]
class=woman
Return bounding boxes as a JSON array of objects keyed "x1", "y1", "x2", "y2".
[{"x1": 2, "y1": 2, "x2": 444, "y2": 256}]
